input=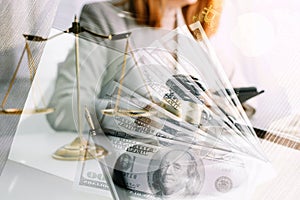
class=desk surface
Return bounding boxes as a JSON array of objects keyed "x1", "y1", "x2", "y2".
[
  {"x1": 4, "y1": 116, "x2": 300, "y2": 200},
  {"x1": 5, "y1": 94, "x2": 300, "y2": 200},
  {"x1": 0, "y1": 160, "x2": 107, "y2": 200}
]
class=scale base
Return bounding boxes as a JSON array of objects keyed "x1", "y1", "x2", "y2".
[{"x1": 52, "y1": 136, "x2": 107, "y2": 161}]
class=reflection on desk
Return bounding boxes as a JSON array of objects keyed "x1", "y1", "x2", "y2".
[{"x1": 0, "y1": 160, "x2": 108, "y2": 200}]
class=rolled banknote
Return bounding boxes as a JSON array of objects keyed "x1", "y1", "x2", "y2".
[
  {"x1": 96, "y1": 80, "x2": 243, "y2": 148},
  {"x1": 96, "y1": 81, "x2": 223, "y2": 147}
]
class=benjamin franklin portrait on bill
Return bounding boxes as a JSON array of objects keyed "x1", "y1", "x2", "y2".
[{"x1": 147, "y1": 149, "x2": 205, "y2": 198}]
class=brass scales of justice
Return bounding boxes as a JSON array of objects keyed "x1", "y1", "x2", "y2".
[{"x1": 3, "y1": 16, "x2": 157, "y2": 161}]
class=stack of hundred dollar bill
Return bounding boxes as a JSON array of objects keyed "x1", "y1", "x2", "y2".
[{"x1": 74, "y1": 23, "x2": 272, "y2": 200}]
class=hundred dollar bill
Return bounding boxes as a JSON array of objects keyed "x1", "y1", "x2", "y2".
[
  {"x1": 113, "y1": 146, "x2": 248, "y2": 199},
  {"x1": 74, "y1": 135, "x2": 249, "y2": 200}
]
